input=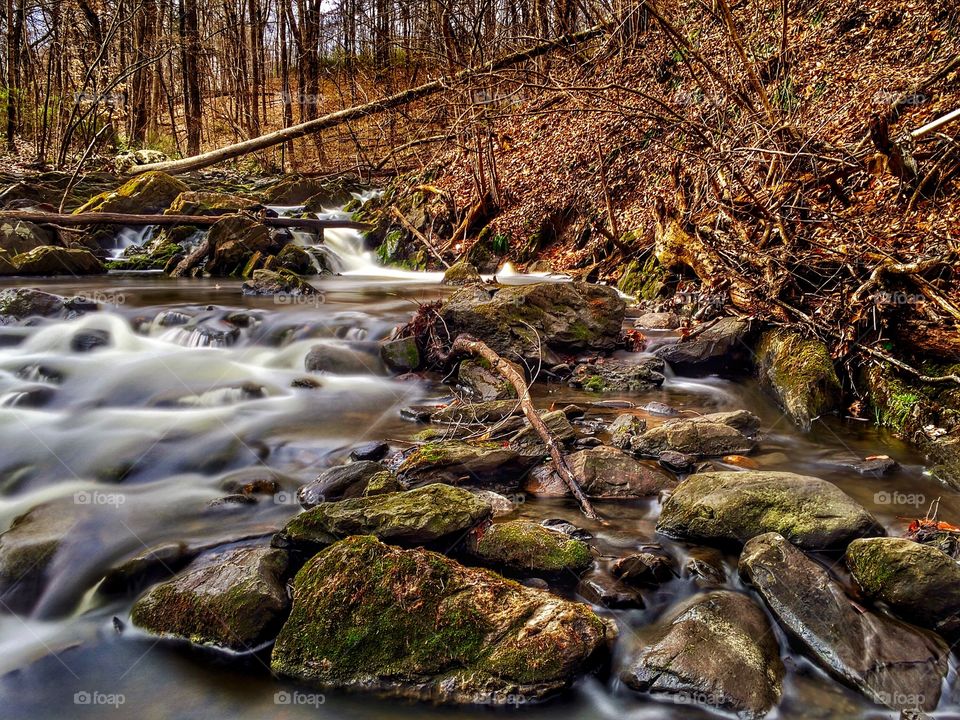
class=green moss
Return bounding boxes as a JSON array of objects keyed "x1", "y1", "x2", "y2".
[
  {"x1": 618, "y1": 253, "x2": 668, "y2": 299},
  {"x1": 583, "y1": 375, "x2": 607, "y2": 393},
  {"x1": 471, "y1": 520, "x2": 593, "y2": 574}
]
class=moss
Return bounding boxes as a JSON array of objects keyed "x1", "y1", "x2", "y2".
[
  {"x1": 584, "y1": 375, "x2": 607, "y2": 393},
  {"x1": 617, "y1": 253, "x2": 668, "y2": 299},
  {"x1": 471, "y1": 520, "x2": 593, "y2": 574},
  {"x1": 75, "y1": 171, "x2": 189, "y2": 215},
  {"x1": 106, "y1": 242, "x2": 181, "y2": 271}
]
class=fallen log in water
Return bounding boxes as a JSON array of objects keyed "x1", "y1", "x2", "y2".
[{"x1": 0, "y1": 210, "x2": 371, "y2": 233}]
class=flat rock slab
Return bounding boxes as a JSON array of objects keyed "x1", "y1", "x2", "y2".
[
  {"x1": 622, "y1": 590, "x2": 784, "y2": 720},
  {"x1": 740, "y1": 533, "x2": 947, "y2": 712},
  {"x1": 627, "y1": 410, "x2": 760, "y2": 459},
  {"x1": 657, "y1": 470, "x2": 883, "y2": 551},
  {"x1": 271, "y1": 536, "x2": 612, "y2": 704}
]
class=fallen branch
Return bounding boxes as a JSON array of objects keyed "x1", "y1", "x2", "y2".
[
  {"x1": 389, "y1": 207, "x2": 450, "y2": 268},
  {"x1": 445, "y1": 334, "x2": 601, "y2": 520}
]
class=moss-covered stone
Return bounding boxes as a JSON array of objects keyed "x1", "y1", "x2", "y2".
[
  {"x1": 456, "y1": 358, "x2": 518, "y2": 401},
  {"x1": 274, "y1": 243, "x2": 320, "y2": 275},
  {"x1": 131, "y1": 545, "x2": 289, "y2": 651},
  {"x1": 616, "y1": 252, "x2": 668, "y2": 300},
  {"x1": 165, "y1": 190, "x2": 260, "y2": 216},
  {"x1": 397, "y1": 440, "x2": 537, "y2": 492},
  {"x1": 468, "y1": 519, "x2": 592, "y2": 575},
  {"x1": 270, "y1": 535, "x2": 610, "y2": 703},
  {"x1": 569, "y1": 358, "x2": 666, "y2": 393},
  {"x1": 379, "y1": 336, "x2": 420, "y2": 373},
  {"x1": 755, "y1": 329, "x2": 842, "y2": 430},
  {"x1": 241, "y1": 268, "x2": 318, "y2": 297},
  {"x1": 626, "y1": 410, "x2": 759, "y2": 458},
  {"x1": 275, "y1": 484, "x2": 492, "y2": 552},
  {"x1": 526, "y1": 445, "x2": 674, "y2": 498},
  {"x1": 442, "y1": 260, "x2": 482, "y2": 286},
  {"x1": 658, "y1": 470, "x2": 884, "y2": 550},
  {"x1": 75, "y1": 171, "x2": 189, "y2": 215},
  {"x1": 363, "y1": 470, "x2": 403, "y2": 496},
  {"x1": 11, "y1": 246, "x2": 105, "y2": 275},
  {"x1": 0, "y1": 220, "x2": 53, "y2": 255},
  {"x1": 106, "y1": 242, "x2": 181, "y2": 271},
  {"x1": 0, "y1": 287, "x2": 66, "y2": 319}
]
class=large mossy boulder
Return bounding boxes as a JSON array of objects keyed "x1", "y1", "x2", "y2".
[
  {"x1": 467, "y1": 519, "x2": 593, "y2": 575},
  {"x1": 740, "y1": 533, "x2": 947, "y2": 712},
  {"x1": 0, "y1": 287, "x2": 67, "y2": 320},
  {"x1": 621, "y1": 591, "x2": 784, "y2": 719},
  {"x1": 655, "y1": 316, "x2": 752, "y2": 373},
  {"x1": 166, "y1": 190, "x2": 261, "y2": 216},
  {"x1": 437, "y1": 282, "x2": 625, "y2": 362},
  {"x1": 657, "y1": 470, "x2": 883, "y2": 551},
  {"x1": 0, "y1": 220, "x2": 54, "y2": 255},
  {"x1": 526, "y1": 446, "x2": 674, "y2": 498},
  {"x1": 271, "y1": 535, "x2": 611, "y2": 703},
  {"x1": 172, "y1": 214, "x2": 285, "y2": 277},
  {"x1": 755, "y1": 329, "x2": 842, "y2": 430},
  {"x1": 11, "y1": 246, "x2": 105, "y2": 275},
  {"x1": 625, "y1": 410, "x2": 759, "y2": 458},
  {"x1": 274, "y1": 484, "x2": 492, "y2": 553},
  {"x1": 75, "y1": 171, "x2": 189, "y2": 215},
  {"x1": 397, "y1": 440, "x2": 538, "y2": 493},
  {"x1": 131, "y1": 545, "x2": 289, "y2": 651},
  {"x1": 846, "y1": 537, "x2": 960, "y2": 638}
]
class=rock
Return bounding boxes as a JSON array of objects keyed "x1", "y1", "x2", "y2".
[
  {"x1": 612, "y1": 548, "x2": 677, "y2": 586},
  {"x1": 846, "y1": 537, "x2": 960, "y2": 638},
  {"x1": 363, "y1": 470, "x2": 403, "y2": 496},
  {"x1": 508, "y1": 410, "x2": 576, "y2": 457},
  {"x1": 577, "y1": 569, "x2": 642, "y2": 608},
  {"x1": 467, "y1": 520, "x2": 593, "y2": 575},
  {"x1": 0, "y1": 288, "x2": 65, "y2": 320},
  {"x1": 456, "y1": 358, "x2": 518, "y2": 401},
  {"x1": 755, "y1": 329, "x2": 842, "y2": 429},
  {"x1": 75, "y1": 171, "x2": 189, "y2": 215},
  {"x1": 264, "y1": 176, "x2": 353, "y2": 206},
  {"x1": 526, "y1": 446, "x2": 674, "y2": 498},
  {"x1": 298, "y1": 461, "x2": 387, "y2": 506},
  {"x1": 540, "y1": 518, "x2": 592, "y2": 540},
  {"x1": 274, "y1": 243, "x2": 320, "y2": 275},
  {"x1": 131, "y1": 545, "x2": 289, "y2": 651},
  {"x1": 274, "y1": 484, "x2": 492, "y2": 552},
  {"x1": 11, "y1": 246, "x2": 105, "y2": 275},
  {"x1": 569, "y1": 357, "x2": 665, "y2": 393},
  {"x1": 100, "y1": 542, "x2": 196, "y2": 596},
  {"x1": 305, "y1": 341, "x2": 384, "y2": 375},
  {"x1": 472, "y1": 490, "x2": 517, "y2": 517},
  {"x1": 0, "y1": 503, "x2": 78, "y2": 613},
  {"x1": 626, "y1": 410, "x2": 760, "y2": 458},
  {"x1": 380, "y1": 336, "x2": 420, "y2": 373},
  {"x1": 641, "y1": 401, "x2": 680, "y2": 416},
  {"x1": 657, "y1": 470, "x2": 884, "y2": 551},
  {"x1": 113, "y1": 149, "x2": 168, "y2": 173},
  {"x1": 442, "y1": 260, "x2": 482, "y2": 285},
  {"x1": 166, "y1": 190, "x2": 261, "y2": 216},
  {"x1": 397, "y1": 441, "x2": 538, "y2": 493},
  {"x1": 740, "y1": 533, "x2": 947, "y2": 712},
  {"x1": 271, "y1": 535, "x2": 611, "y2": 703},
  {"x1": 0, "y1": 220, "x2": 53, "y2": 255},
  {"x1": 621, "y1": 591, "x2": 784, "y2": 720},
  {"x1": 70, "y1": 328, "x2": 110, "y2": 352},
  {"x1": 655, "y1": 316, "x2": 752, "y2": 372},
  {"x1": 633, "y1": 312, "x2": 681, "y2": 330},
  {"x1": 438, "y1": 282, "x2": 626, "y2": 362},
  {"x1": 658, "y1": 450, "x2": 695, "y2": 473},
  {"x1": 241, "y1": 268, "x2": 318, "y2": 297},
  {"x1": 429, "y1": 399, "x2": 523, "y2": 424},
  {"x1": 608, "y1": 413, "x2": 647, "y2": 449},
  {"x1": 0, "y1": 249, "x2": 17, "y2": 274},
  {"x1": 350, "y1": 441, "x2": 389, "y2": 462},
  {"x1": 824, "y1": 453, "x2": 900, "y2": 475},
  {"x1": 207, "y1": 215, "x2": 285, "y2": 277}
]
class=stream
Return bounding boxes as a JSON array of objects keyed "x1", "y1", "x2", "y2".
[{"x1": 0, "y1": 216, "x2": 957, "y2": 720}]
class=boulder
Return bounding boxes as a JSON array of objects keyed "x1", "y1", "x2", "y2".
[
  {"x1": 100, "y1": 542, "x2": 196, "y2": 596},
  {"x1": 612, "y1": 548, "x2": 677, "y2": 586},
  {"x1": 380, "y1": 336, "x2": 420, "y2": 373},
  {"x1": 846, "y1": 537, "x2": 960, "y2": 638},
  {"x1": 655, "y1": 316, "x2": 752, "y2": 372},
  {"x1": 274, "y1": 484, "x2": 492, "y2": 552},
  {"x1": 457, "y1": 358, "x2": 518, "y2": 401},
  {"x1": 740, "y1": 533, "x2": 947, "y2": 712},
  {"x1": 576, "y1": 569, "x2": 642, "y2": 608},
  {"x1": 437, "y1": 282, "x2": 625, "y2": 362},
  {"x1": 508, "y1": 410, "x2": 576, "y2": 457},
  {"x1": 75, "y1": 171, "x2": 189, "y2": 215},
  {"x1": 657, "y1": 470, "x2": 883, "y2": 551},
  {"x1": 131, "y1": 545, "x2": 289, "y2": 651},
  {"x1": 0, "y1": 288, "x2": 66, "y2": 320},
  {"x1": 12, "y1": 246, "x2": 105, "y2": 275},
  {"x1": 297, "y1": 461, "x2": 387, "y2": 506},
  {"x1": 271, "y1": 535, "x2": 611, "y2": 703},
  {"x1": 755, "y1": 329, "x2": 842, "y2": 429},
  {"x1": 305, "y1": 342, "x2": 384, "y2": 375},
  {"x1": 526, "y1": 446, "x2": 674, "y2": 498},
  {"x1": 626, "y1": 410, "x2": 760, "y2": 458},
  {"x1": 0, "y1": 220, "x2": 54, "y2": 255},
  {"x1": 633, "y1": 312, "x2": 681, "y2": 330},
  {"x1": 241, "y1": 268, "x2": 318, "y2": 297},
  {"x1": 621, "y1": 591, "x2": 784, "y2": 720},
  {"x1": 165, "y1": 190, "x2": 261, "y2": 216},
  {"x1": 264, "y1": 176, "x2": 353, "y2": 206},
  {"x1": 608, "y1": 413, "x2": 647, "y2": 449},
  {"x1": 207, "y1": 215, "x2": 285, "y2": 277},
  {"x1": 467, "y1": 520, "x2": 593, "y2": 575},
  {"x1": 113, "y1": 149, "x2": 168, "y2": 173},
  {"x1": 363, "y1": 470, "x2": 403, "y2": 496},
  {"x1": 274, "y1": 243, "x2": 319, "y2": 275},
  {"x1": 397, "y1": 440, "x2": 538, "y2": 493},
  {"x1": 442, "y1": 260, "x2": 482, "y2": 286},
  {"x1": 568, "y1": 357, "x2": 666, "y2": 393}
]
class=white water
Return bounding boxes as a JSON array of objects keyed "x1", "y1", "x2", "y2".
[{"x1": 109, "y1": 225, "x2": 155, "y2": 259}]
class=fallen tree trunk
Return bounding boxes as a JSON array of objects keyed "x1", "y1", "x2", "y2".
[
  {"x1": 446, "y1": 334, "x2": 601, "y2": 520},
  {"x1": 0, "y1": 210, "x2": 370, "y2": 233},
  {"x1": 127, "y1": 24, "x2": 608, "y2": 177}
]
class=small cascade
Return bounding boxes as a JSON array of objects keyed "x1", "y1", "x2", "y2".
[{"x1": 109, "y1": 225, "x2": 156, "y2": 258}]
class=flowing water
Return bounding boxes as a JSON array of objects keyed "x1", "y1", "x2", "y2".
[{"x1": 0, "y1": 218, "x2": 957, "y2": 720}]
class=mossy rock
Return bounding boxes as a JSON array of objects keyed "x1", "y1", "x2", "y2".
[
  {"x1": 75, "y1": 171, "x2": 189, "y2": 215},
  {"x1": 106, "y1": 242, "x2": 182, "y2": 271},
  {"x1": 363, "y1": 470, "x2": 403, "y2": 496},
  {"x1": 241, "y1": 269, "x2": 318, "y2": 297},
  {"x1": 657, "y1": 470, "x2": 884, "y2": 550},
  {"x1": 755, "y1": 328, "x2": 841, "y2": 430},
  {"x1": 270, "y1": 535, "x2": 611, "y2": 703},
  {"x1": 275, "y1": 484, "x2": 492, "y2": 552},
  {"x1": 131, "y1": 545, "x2": 290, "y2": 651},
  {"x1": 442, "y1": 260, "x2": 482, "y2": 286},
  {"x1": 526, "y1": 445, "x2": 674, "y2": 499},
  {"x1": 467, "y1": 520, "x2": 592, "y2": 575},
  {"x1": 166, "y1": 190, "x2": 260, "y2": 216},
  {"x1": 397, "y1": 440, "x2": 538, "y2": 493},
  {"x1": 0, "y1": 287, "x2": 66, "y2": 319},
  {"x1": 626, "y1": 410, "x2": 759, "y2": 458},
  {"x1": 569, "y1": 358, "x2": 666, "y2": 393},
  {"x1": 380, "y1": 336, "x2": 421, "y2": 373},
  {"x1": 617, "y1": 253, "x2": 668, "y2": 300},
  {"x1": 275, "y1": 243, "x2": 320, "y2": 275},
  {"x1": 205, "y1": 215, "x2": 284, "y2": 277},
  {"x1": 11, "y1": 246, "x2": 105, "y2": 275},
  {"x1": 456, "y1": 358, "x2": 518, "y2": 401},
  {"x1": 0, "y1": 220, "x2": 53, "y2": 255}
]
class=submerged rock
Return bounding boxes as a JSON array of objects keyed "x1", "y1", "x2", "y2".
[
  {"x1": 467, "y1": 519, "x2": 593, "y2": 575},
  {"x1": 846, "y1": 537, "x2": 960, "y2": 638},
  {"x1": 657, "y1": 470, "x2": 883, "y2": 551},
  {"x1": 526, "y1": 446, "x2": 674, "y2": 498},
  {"x1": 626, "y1": 410, "x2": 760, "y2": 458},
  {"x1": 621, "y1": 591, "x2": 784, "y2": 720},
  {"x1": 131, "y1": 545, "x2": 289, "y2": 651},
  {"x1": 305, "y1": 341, "x2": 384, "y2": 375},
  {"x1": 755, "y1": 329, "x2": 842, "y2": 429},
  {"x1": 275, "y1": 484, "x2": 491, "y2": 552},
  {"x1": 740, "y1": 533, "x2": 947, "y2": 712},
  {"x1": 271, "y1": 535, "x2": 611, "y2": 703},
  {"x1": 568, "y1": 357, "x2": 665, "y2": 393},
  {"x1": 655, "y1": 316, "x2": 752, "y2": 372},
  {"x1": 397, "y1": 440, "x2": 537, "y2": 492},
  {"x1": 437, "y1": 282, "x2": 625, "y2": 362}
]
